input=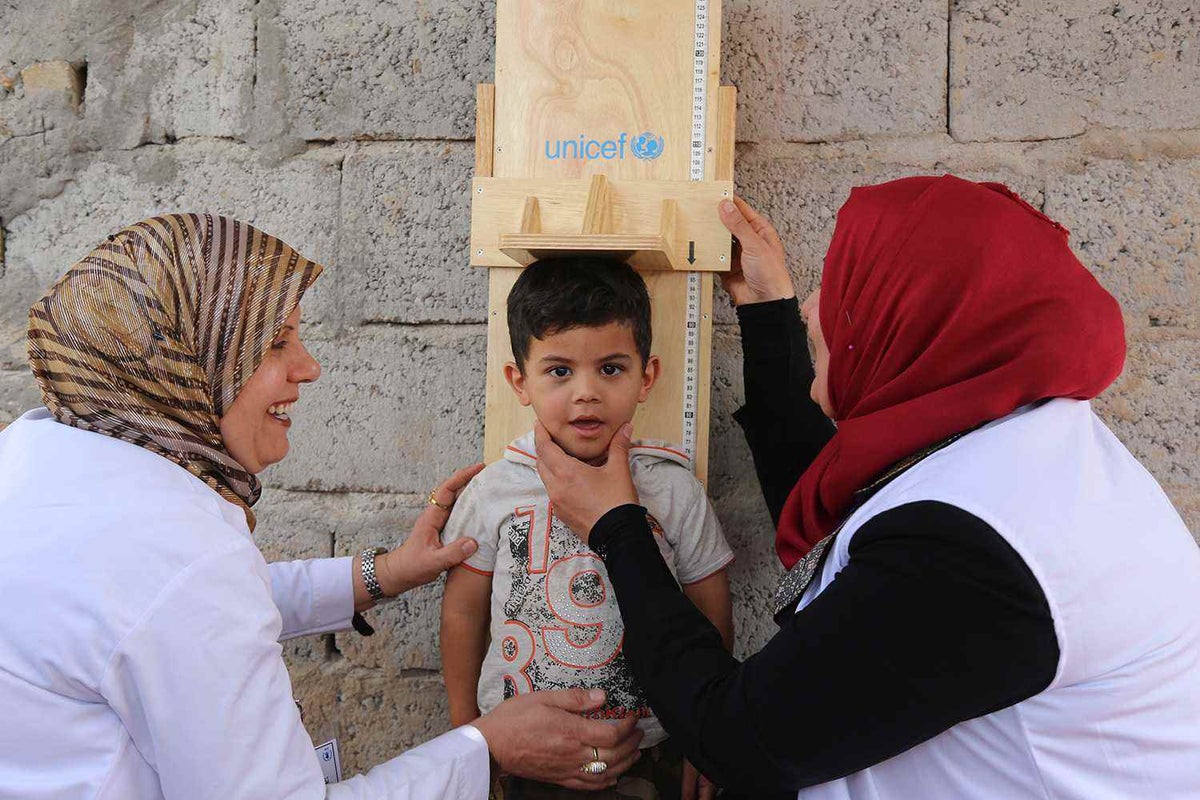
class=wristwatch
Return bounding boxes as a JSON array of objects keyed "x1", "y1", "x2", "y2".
[
  {"x1": 352, "y1": 546, "x2": 390, "y2": 637},
  {"x1": 360, "y1": 546, "x2": 389, "y2": 603}
]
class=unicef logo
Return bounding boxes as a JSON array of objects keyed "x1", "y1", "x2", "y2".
[
  {"x1": 542, "y1": 132, "x2": 665, "y2": 162},
  {"x1": 631, "y1": 132, "x2": 664, "y2": 160}
]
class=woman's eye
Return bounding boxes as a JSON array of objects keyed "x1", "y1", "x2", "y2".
[
  {"x1": 549, "y1": 366, "x2": 570, "y2": 378},
  {"x1": 271, "y1": 340, "x2": 288, "y2": 350},
  {"x1": 600, "y1": 364, "x2": 624, "y2": 376}
]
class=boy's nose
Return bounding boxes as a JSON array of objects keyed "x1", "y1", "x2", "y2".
[{"x1": 572, "y1": 376, "x2": 602, "y2": 402}]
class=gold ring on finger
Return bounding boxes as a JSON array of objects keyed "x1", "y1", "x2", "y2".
[
  {"x1": 580, "y1": 759, "x2": 608, "y2": 775},
  {"x1": 428, "y1": 490, "x2": 452, "y2": 511}
]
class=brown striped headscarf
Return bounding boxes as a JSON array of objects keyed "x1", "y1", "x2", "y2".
[{"x1": 27, "y1": 214, "x2": 323, "y2": 528}]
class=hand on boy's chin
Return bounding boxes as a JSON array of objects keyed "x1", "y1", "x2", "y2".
[{"x1": 552, "y1": 430, "x2": 612, "y2": 466}]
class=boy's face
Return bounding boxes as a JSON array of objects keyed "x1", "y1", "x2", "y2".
[{"x1": 505, "y1": 321, "x2": 660, "y2": 465}]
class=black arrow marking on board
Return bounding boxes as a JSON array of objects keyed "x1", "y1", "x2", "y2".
[{"x1": 687, "y1": 241, "x2": 696, "y2": 264}]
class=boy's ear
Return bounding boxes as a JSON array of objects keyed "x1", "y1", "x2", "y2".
[
  {"x1": 504, "y1": 361, "x2": 532, "y2": 407},
  {"x1": 638, "y1": 355, "x2": 661, "y2": 403}
]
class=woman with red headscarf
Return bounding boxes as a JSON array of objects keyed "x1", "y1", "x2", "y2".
[{"x1": 534, "y1": 176, "x2": 1200, "y2": 798}]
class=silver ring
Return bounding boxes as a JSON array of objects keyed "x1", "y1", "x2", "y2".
[{"x1": 581, "y1": 760, "x2": 609, "y2": 775}]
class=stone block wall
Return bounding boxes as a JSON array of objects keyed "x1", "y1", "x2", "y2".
[{"x1": 2, "y1": 0, "x2": 1197, "y2": 776}]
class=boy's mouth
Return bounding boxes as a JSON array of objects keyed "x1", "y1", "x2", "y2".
[{"x1": 568, "y1": 416, "x2": 605, "y2": 437}]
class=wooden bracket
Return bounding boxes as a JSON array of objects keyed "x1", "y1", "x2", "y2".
[
  {"x1": 472, "y1": 177, "x2": 731, "y2": 272},
  {"x1": 520, "y1": 196, "x2": 541, "y2": 233},
  {"x1": 581, "y1": 174, "x2": 613, "y2": 235},
  {"x1": 475, "y1": 84, "x2": 495, "y2": 178},
  {"x1": 492, "y1": 175, "x2": 691, "y2": 270},
  {"x1": 658, "y1": 199, "x2": 679, "y2": 258},
  {"x1": 716, "y1": 86, "x2": 737, "y2": 183}
]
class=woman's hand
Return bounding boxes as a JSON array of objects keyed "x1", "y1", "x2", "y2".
[
  {"x1": 534, "y1": 421, "x2": 638, "y2": 545},
  {"x1": 370, "y1": 463, "x2": 484, "y2": 601},
  {"x1": 682, "y1": 759, "x2": 718, "y2": 800},
  {"x1": 472, "y1": 688, "x2": 644, "y2": 790},
  {"x1": 717, "y1": 196, "x2": 795, "y2": 306}
]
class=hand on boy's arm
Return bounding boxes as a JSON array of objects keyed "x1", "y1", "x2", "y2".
[
  {"x1": 354, "y1": 463, "x2": 485, "y2": 612},
  {"x1": 535, "y1": 420, "x2": 639, "y2": 543}
]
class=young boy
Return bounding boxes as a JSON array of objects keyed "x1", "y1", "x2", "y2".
[{"x1": 440, "y1": 257, "x2": 735, "y2": 799}]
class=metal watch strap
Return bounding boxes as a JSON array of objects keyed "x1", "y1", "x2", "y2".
[{"x1": 360, "y1": 546, "x2": 389, "y2": 603}]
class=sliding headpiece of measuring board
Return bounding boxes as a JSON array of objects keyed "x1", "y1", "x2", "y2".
[{"x1": 472, "y1": 0, "x2": 737, "y2": 483}]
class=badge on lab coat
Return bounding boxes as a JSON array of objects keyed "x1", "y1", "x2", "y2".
[{"x1": 315, "y1": 739, "x2": 342, "y2": 783}]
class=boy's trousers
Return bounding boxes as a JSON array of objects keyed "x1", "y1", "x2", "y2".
[{"x1": 498, "y1": 739, "x2": 684, "y2": 800}]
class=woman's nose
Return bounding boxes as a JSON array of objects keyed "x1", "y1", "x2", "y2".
[{"x1": 293, "y1": 346, "x2": 321, "y2": 383}]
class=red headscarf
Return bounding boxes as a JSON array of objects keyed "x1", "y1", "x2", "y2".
[{"x1": 775, "y1": 175, "x2": 1126, "y2": 568}]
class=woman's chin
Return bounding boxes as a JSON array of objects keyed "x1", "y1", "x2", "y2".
[{"x1": 254, "y1": 441, "x2": 290, "y2": 473}]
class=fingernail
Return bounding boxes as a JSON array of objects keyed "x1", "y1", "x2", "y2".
[
  {"x1": 588, "y1": 689, "x2": 605, "y2": 703},
  {"x1": 462, "y1": 539, "x2": 478, "y2": 554},
  {"x1": 720, "y1": 200, "x2": 735, "y2": 213}
]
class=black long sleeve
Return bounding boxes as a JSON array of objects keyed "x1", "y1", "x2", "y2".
[
  {"x1": 592, "y1": 502, "x2": 1059, "y2": 794},
  {"x1": 732, "y1": 298, "x2": 836, "y2": 524}
]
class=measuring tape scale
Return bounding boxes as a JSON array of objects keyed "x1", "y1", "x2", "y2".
[{"x1": 681, "y1": 0, "x2": 708, "y2": 466}]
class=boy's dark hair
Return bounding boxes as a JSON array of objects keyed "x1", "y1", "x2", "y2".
[{"x1": 507, "y1": 256, "x2": 652, "y2": 370}]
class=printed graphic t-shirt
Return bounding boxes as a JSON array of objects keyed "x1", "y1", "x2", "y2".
[{"x1": 440, "y1": 431, "x2": 734, "y2": 747}]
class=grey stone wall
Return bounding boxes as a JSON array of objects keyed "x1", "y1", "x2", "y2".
[{"x1": 2, "y1": 0, "x2": 1197, "y2": 776}]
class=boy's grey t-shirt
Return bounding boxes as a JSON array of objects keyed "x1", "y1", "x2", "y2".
[{"x1": 441, "y1": 431, "x2": 734, "y2": 747}]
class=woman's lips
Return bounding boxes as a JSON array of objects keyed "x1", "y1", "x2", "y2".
[
  {"x1": 267, "y1": 412, "x2": 292, "y2": 428},
  {"x1": 267, "y1": 404, "x2": 293, "y2": 428}
]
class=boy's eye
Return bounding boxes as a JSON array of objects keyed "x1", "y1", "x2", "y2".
[
  {"x1": 548, "y1": 366, "x2": 571, "y2": 378},
  {"x1": 600, "y1": 364, "x2": 624, "y2": 376}
]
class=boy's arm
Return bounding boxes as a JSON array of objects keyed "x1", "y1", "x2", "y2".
[
  {"x1": 440, "y1": 565, "x2": 494, "y2": 727},
  {"x1": 682, "y1": 569, "x2": 733, "y2": 652}
]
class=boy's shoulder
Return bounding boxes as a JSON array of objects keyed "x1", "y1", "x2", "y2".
[
  {"x1": 467, "y1": 455, "x2": 542, "y2": 499},
  {"x1": 629, "y1": 441, "x2": 706, "y2": 504},
  {"x1": 442, "y1": 456, "x2": 545, "y2": 544}
]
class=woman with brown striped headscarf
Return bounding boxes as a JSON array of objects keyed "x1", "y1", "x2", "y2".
[
  {"x1": 0, "y1": 213, "x2": 644, "y2": 799},
  {"x1": 27, "y1": 213, "x2": 320, "y2": 525}
]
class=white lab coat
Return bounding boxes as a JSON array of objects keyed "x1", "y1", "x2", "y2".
[{"x1": 0, "y1": 409, "x2": 490, "y2": 799}]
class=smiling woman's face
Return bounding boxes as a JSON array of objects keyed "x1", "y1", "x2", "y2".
[
  {"x1": 218, "y1": 306, "x2": 320, "y2": 474},
  {"x1": 801, "y1": 289, "x2": 834, "y2": 419}
]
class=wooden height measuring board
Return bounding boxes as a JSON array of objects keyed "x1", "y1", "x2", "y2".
[{"x1": 472, "y1": 0, "x2": 736, "y2": 483}]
